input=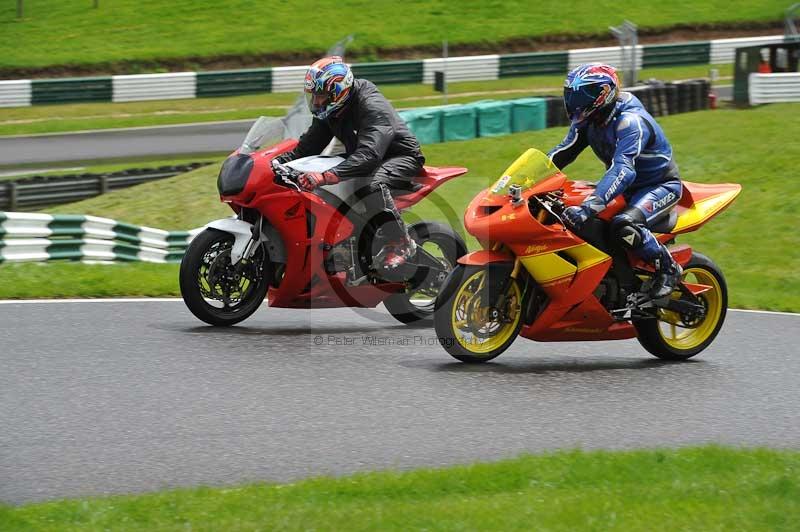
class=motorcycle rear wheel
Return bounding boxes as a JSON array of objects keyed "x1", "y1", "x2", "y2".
[
  {"x1": 634, "y1": 252, "x2": 727, "y2": 360},
  {"x1": 383, "y1": 221, "x2": 467, "y2": 326},
  {"x1": 433, "y1": 265, "x2": 524, "y2": 363},
  {"x1": 179, "y1": 228, "x2": 270, "y2": 326}
]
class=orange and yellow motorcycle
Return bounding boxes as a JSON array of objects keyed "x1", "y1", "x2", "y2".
[{"x1": 434, "y1": 148, "x2": 741, "y2": 363}]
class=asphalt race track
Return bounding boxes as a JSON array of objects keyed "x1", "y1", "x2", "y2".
[
  {"x1": 1, "y1": 299, "x2": 798, "y2": 505},
  {"x1": 0, "y1": 120, "x2": 254, "y2": 167}
]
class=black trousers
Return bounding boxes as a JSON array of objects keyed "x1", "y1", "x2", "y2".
[{"x1": 354, "y1": 155, "x2": 424, "y2": 240}]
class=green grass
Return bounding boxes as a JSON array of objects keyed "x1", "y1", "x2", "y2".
[
  {"x1": 0, "y1": 262, "x2": 180, "y2": 299},
  {"x1": 0, "y1": 64, "x2": 730, "y2": 137},
  {"x1": 2, "y1": 446, "x2": 799, "y2": 530},
  {"x1": 25, "y1": 103, "x2": 799, "y2": 311},
  {"x1": 0, "y1": 0, "x2": 786, "y2": 70},
  {"x1": 0, "y1": 155, "x2": 221, "y2": 180}
]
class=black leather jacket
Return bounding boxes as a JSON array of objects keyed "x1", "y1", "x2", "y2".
[{"x1": 285, "y1": 79, "x2": 424, "y2": 179}]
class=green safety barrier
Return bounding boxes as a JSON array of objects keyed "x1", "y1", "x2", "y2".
[
  {"x1": 440, "y1": 105, "x2": 477, "y2": 142},
  {"x1": 510, "y1": 97, "x2": 547, "y2": 132},
  {"x1": 499, "y1": 51, "x2": 569, "y2": 78},
  {"x1": 399, "y1": 108, "x2": 442, "y2": 144},
  {"x1": 31, "y1": 77, "x2": 112, "y2": 105},
  {"x1": 399, "y1": 97, "x2": 547, "y2": 144},
  {"x1": 474, "y1": 100, "x2": 513, "y2": 137},
  {"x1": 642, "y1": 42, "x2": 711, "y2": 68},
  {"x1": 352, "y1": 60, "x2": 424, "y2": 85},
  {"x1": 196, "y1": 68, "x2": 272, "y2": 97}
]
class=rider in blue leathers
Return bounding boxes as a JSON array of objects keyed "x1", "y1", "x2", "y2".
[{"x1": 548, "y1": 63, "x2": 683, "y2": 299}]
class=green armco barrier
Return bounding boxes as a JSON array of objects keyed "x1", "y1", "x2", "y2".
[
  {"x1": 440, "y1": 105, "x2": 477, "y2": 142},
  {"x1": 642, "y1": 42, "x2": 711, "y2": 67},
  {"x1": 0, "y1": 212, "x2": 198, "y2": 263},
  {"x1": 474, "y1": 100, "x2": 512, "y2": 137},
  {"x1": 499, "y1": 51, "x2": 568, "y2": 77},
  {"x1": 197, "y1": 68, "x2": 272, "y2": 97},
  {"x1": 31, "y1": 77, "x2": 112, "y2": 104},
  {"x1": 510, "y1": 97, "x2": 546, "y2": 132},
  {"x1": 399, "y1": 108, "x2": 442, "y2": 144},
  {"x1": 352, "y1": 60, "x2": 424, "y2": 85}
]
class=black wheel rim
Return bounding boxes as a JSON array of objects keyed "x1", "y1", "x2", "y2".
[{"x1": 196, "y1": 237, "x2": 266, "y2": 314}]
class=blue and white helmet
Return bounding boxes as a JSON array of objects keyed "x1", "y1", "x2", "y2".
[{"x1": 563, "y1": 63, "x2": 620, "y2": 125}]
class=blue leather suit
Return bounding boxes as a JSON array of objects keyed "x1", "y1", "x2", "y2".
[{"x1": 548, "y1": 92, "x2": 682, "y2": 262}]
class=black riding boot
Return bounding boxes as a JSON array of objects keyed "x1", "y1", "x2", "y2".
[
  {"x1": 368, "y1": 184, "x2": 416, "y2": 270},
  {"x1": 650, "y1": 246, "x2": 683, "y2": 299}
]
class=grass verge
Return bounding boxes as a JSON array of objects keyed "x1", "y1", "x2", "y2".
[
  {"x1": 0, "y1": 263, "x2": 180, "y2": 299},
  {"x1": 0, "y1": 0, "x2": 786, "y2": 70},
  {"x1": 0, "y1": 64, "x2": 730, "y2": 137},
  {"x1": 0, "y1": 155, "x2": 221, "y2": 181},
  {"x1": 1, "y1": 446, "x2": 799, "y2": 530},
  {"x1": 3, "y1": 103, "x2": 797, "y2": 311}
]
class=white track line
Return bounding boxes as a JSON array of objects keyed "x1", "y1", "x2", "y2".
[
  {"x1": 0, "y1": 298, "x2": 797, "y2": 317},
  {"x1": 0, "y1": 298, "x2": 182, "y2": 304},
  {"x1": 728, "y1": 308, "x2": 800, "y2": 317}
]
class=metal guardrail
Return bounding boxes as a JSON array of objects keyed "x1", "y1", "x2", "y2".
[
  {"x1": 423, "y1": 55, "x2": 501, "y2": 84},
  {"x1": 0, "y1": 163, "x2": 211, "y2": 211},
  {"x1": 569, "y1": 45, "x2": 643, "y2": 71},
  {"x1": 0, "y1": 79, "x2": 31, "y2": 107},
  {"x1": 749, "y1": 72, "x2": 800, "y2": 104},
  {"x1": 710, "y1": 35, "x2": 786, "y2": 64},
  {"x1": 0, "y1": 35, "x2": 787, "y2": 107},
  {"x1": 112, "y1": 72, "x2": 197, "y2": 103},
  {"x1": 0, "y1": 212, "x2": 201, "y2": 263},
  {"x1": 499, "y1": 51, "x2": 569, "y2": 77}
]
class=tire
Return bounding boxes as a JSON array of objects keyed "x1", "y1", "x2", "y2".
[
  {"x1": 433, "y1": 265, "x2": 524, "y2": 363},
  {"x1": 384, "y1": 221, "x2": 468, "y2": 326},
  {"x1": 179, "y1": 228, "x2": 270, "y2": 326},
  {"x1": 634, "y1": 252, "x2": 728, "y2": 360}
]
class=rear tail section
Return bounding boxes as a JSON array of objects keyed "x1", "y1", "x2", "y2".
[{"x1": 671, "y1": 182, "x2": 742, "y2": 234}]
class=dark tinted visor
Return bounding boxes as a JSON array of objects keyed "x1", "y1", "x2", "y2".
[{"x1": 563, "y1": 84, "x2": 603, "y2": 117}]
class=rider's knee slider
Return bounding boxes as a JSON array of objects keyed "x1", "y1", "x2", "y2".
[{"x1": 611, "y1": 211, "x2": 646, "y2": 250}]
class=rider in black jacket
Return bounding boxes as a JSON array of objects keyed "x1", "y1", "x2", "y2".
[{"x1": 277, "y1": 56, "x2": 425, "y2": 271}]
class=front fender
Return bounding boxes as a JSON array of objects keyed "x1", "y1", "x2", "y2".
[
  {"x1": 206, "y1": 217, "x2": 253, "y2": 265},
  {"x1": 457, "y1": 249, "x2": 515, "y2": 266}
]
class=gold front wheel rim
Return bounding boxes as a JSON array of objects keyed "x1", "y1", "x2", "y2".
[{"x1": 450, "y1": 270, "x2": 521, "y2": 355}]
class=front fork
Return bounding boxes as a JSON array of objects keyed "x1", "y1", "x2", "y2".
[{"x1": 490, "y1": 258, "x2": 522, "y2": 312}]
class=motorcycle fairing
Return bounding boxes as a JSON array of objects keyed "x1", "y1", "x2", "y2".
[
  {"x1": 671, "y1": 182, "x2": 742, "y2": 234},
  {"x1": 205, "y1": 218, "x2": 255, "y2": 265},
  {"x1": 457, "y1": 249, "x2": 515, "y2": 266},
  {"x1": 224, "y1": 142, "x2": 466, "y2": 309},
  {"x1": 394, "y1": 166, "x2": 468, "y2": 211}
]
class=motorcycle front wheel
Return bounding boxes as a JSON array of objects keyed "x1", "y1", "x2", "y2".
[
  {"x1": 433, "y1": 265, "x2": 524, "y2": 363},
  {"x1": 179, "y1": 228, "x2": 271, "y2": 326}
]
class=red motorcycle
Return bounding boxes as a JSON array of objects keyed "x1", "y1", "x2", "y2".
[
  {"x1": 180, "y1": 117, "x2": 468, "y2": 326},
  {"x1": 434, "y1": 148, "x2": 741, "y2": 362}
]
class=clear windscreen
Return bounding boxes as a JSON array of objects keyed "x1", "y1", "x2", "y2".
[
  {"x1": 240, "y1": 116, "x2": 285, "y2": 154},
  {"x1": 490, "y1": 148, "x2": 561, "y2": 196}
]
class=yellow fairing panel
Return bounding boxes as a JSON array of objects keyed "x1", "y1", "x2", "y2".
[{"x1": 520, "y1": 243, "x2": 610, "y2": 285}]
